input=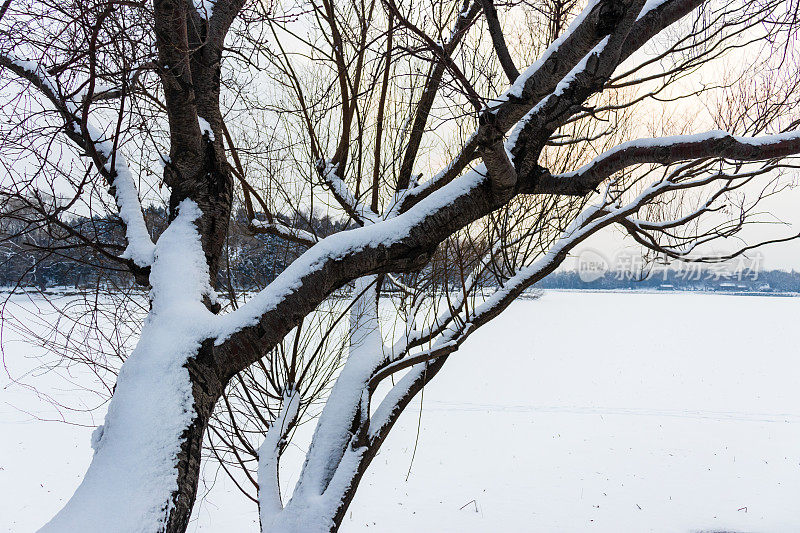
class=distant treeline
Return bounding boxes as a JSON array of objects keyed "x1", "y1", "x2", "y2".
[
  {"x1": 3, "y1": 201, "x2": 798, "y2": 294},
  {"x1": 0, "y1": 203, "x2": 344, "y2": 290}
]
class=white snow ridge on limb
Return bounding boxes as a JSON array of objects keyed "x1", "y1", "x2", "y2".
[
  {"x1": 197, "y1": 116, "x2": 215, "y2": 141},
  {"x1": 106, "y1": 151, "x2": 157, "y2": 268},
  {"x1": 258, "y1": 391, "x2": 301, "y2": 529},
  {"x1": 39, "y1": 200, "x2": 215, "y2": 533},
  {"x1": 193, "y1": 0, "x2": 216, "y2": 19}
]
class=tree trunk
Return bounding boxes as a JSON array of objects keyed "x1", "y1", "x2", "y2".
[
  {"x1": 39, "y1": 342, "x2": 227, "y2": 533},
  {"x1": 165, "y1": 343, "x2": 225, "y2": 532},
  {"x1": 39, "y1": 201, "x2": 228, "y2": 533}
]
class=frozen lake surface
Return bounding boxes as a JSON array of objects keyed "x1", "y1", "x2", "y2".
[{"x1": 2, "y1": 291, "x2": 800, "y2": 532}]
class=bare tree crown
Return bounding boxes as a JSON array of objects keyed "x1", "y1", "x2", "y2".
[{"x1": 1, "y1": 0, "x2": 799, "y2": 531}]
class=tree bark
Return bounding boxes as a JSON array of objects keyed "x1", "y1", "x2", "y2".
[{"x1": 165, "y1": 342, "x2": 226, "y2": 532}]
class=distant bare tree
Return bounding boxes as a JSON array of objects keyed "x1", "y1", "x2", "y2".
[{"x1": 1, "y1": 0, "x2": 800, "y2": 532}]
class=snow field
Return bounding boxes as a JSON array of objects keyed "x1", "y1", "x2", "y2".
[{"x1": 2, "y1": 291, "x2": 799, "y2": 532}]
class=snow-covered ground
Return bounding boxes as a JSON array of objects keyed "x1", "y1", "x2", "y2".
[{"x1": 2, "y1": 291, "x2": 800, "y2": 532}]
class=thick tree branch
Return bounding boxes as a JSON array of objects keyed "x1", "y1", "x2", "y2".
[
  {"x1": 538, "y1": 130, "x2": 800, "y2": 195},
  {"x1": 153, "y1": 0, "x2": 203, "y2": 165},
  {"x1": 400, "y1": 0, "x2": 704, "y2": 211},
  {"x1": 212, "y1": 163, "x2": 546, "y2": 379},
  {"x1": 206, "y1": 0, "x2": 246, "y2": 48}
]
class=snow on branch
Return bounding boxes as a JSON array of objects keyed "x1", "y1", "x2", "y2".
[
  {"x1": 289, "y1": 276, "x2": 384, "y2": 498},
  {"x1": 40, "y1": 200, "x2": 214, "y2": 533},
  {"x1": 318, "y1": 160, "x2": 379, "y2": 225},
  {"x1": 539, "y1": 130, "x2": 800, "y2": 196},
  {"x1": 492, "y1": 0, "x2": 603, "y2": 108},
  {"x1": 398, "y1": 0, "x2": 705, "y2": 211},
  {"x1": 258, "y1": 390, "x2": 300, "y2": 529},
  {"x1": 506, "y1": 35, "x2": 612, "y2": 154},
  {"x1": 249, "y1": 219, "x2": 318, "y2": 247},
  {"x1": 197, "y1": 116, "x2": 215, "y2": 140},
  {"x1": 255, "y1": 277, "x2": 386, "y2": 531},
  {"x1": 0, "y1": 52, "x2": 156, "y2": 267},
  {"x1": 213, "y1": 167, "x2": 488, "y2": 343},
  {"x1": 638, "y1": 0, "x2": 671, "y2": 21}
]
